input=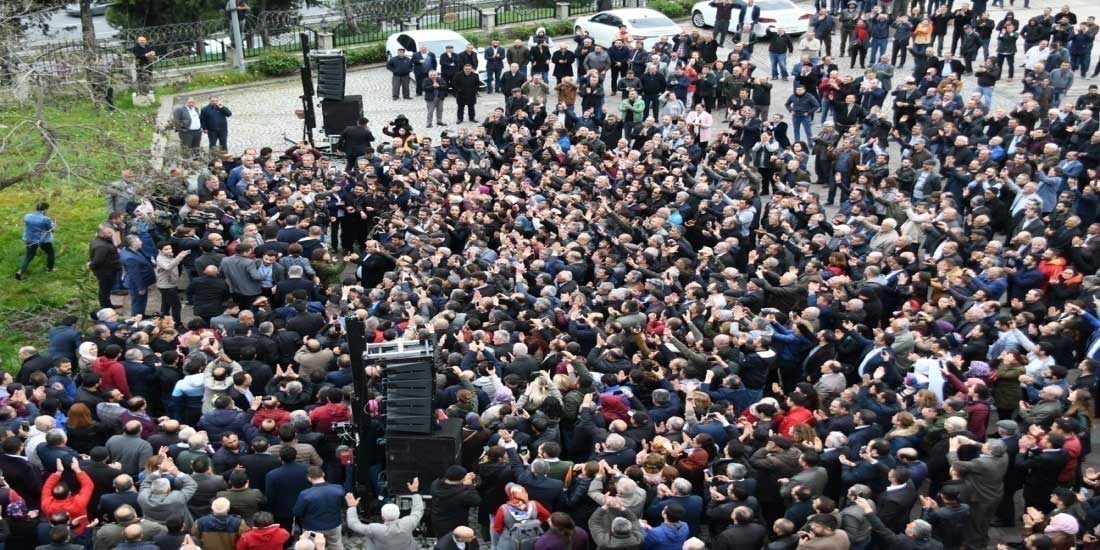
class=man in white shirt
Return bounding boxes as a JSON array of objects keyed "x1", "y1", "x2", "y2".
[{"x1": 172, "y1": 97, "x2": 203, "y2": 154}]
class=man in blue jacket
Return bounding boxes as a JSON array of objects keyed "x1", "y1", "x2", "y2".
[
  {"x1": 266, "y1": 446, "x2": 310, "y2": 532},
  {"x1": 17, "y1": 200, "x2": 56, "y2": 281},
  {"x1": 641, "y1": 502, "x2": 690, "y2": 550},
  {"x1": 199, "y1": 96, "x2": 232, "y2": 151},
  {"x1": 120, "y1": 235, "x2": 156, "y2": 317},
  {"x1": 293, "y1": 466, "x2": 346, "y2": 549}
]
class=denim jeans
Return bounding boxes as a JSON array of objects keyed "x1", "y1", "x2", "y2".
[
  {"x1": 792, "y1": 113, "x2": 813, "y2": 142},
  {"x1": 976, "y1": 85, "x2": 993, "y2": 109},
  {"x1": 869, "y1": 37, "x2": 889, "y2": 62},
  {"x1": 769, "y1": 52, "x2": 789, "y2": 78},
  {"x1": 485, "y1": 66, "x2": 503, "y2": 93},
  {"x1": 820, "y1": 99, "x2": 834, "y2": 122}
]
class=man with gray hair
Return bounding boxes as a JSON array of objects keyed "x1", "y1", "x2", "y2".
[
  {"x1": 345, "y1": 478, "x2": 423, "y2": 550},
  {"x1": 193, "y1": 496, "x2": 248, "y2": 548},
  {"x1": 138, "y1": 452, "x2": 198, "y2": 528},
  {"x1": 92, "y1": 504, "x2": 167, "y2": 550},
  {"x1": 854, "y1": 496, "x2": 936, "y2": 548},
  {"x1": 946, "y1": 434, "x2": 1007, "y2": 548},
  {"x1": 1019, "y1": 385, "x2": 1064, "y2": 428}
]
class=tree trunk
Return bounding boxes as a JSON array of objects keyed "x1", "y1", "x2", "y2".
[
  {"x1": 80, "y1": 0, "x2": 97, "y2": 51},
  {"x1": 342, "y1": 0, "x2": 361, "y2": 34}
]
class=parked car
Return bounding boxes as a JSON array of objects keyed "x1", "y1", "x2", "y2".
[
  {"x1": 385, "y1": 29, "x2": 485, "y2": 87},
  {"x1": 690, "y1": 0, "x2": 811, "y2": 40},
  {"x1": 65, "y1": 1, "x2": 113, "y2": 16},
  {"x1": 573, "y1": 8, "x2": 682, "y2": 49}
]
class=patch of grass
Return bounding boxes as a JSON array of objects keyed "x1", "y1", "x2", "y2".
[{"x1": 0, "y1": 96, "x2": 156, "y2": 372}]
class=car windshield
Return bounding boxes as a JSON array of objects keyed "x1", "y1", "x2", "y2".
[
  {"x1": 753, "y1": 0, "x2": 795, "y2": 9},
  {"x1": 421, "y1": 40, "x2": 468, "y2": 53},
  {"x1": 629, "y1": 16, "x2": 675, "y2": 28}
]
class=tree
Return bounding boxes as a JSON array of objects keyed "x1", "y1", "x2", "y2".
[
  {"x1": 80, "y1": 0, "x2": 97, "y2": 51},
  {"x1": 106, "y1": 0, "x2": 224, "y2": 29}
]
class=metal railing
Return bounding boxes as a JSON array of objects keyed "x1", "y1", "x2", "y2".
[
  {"x1": 416, "y1": 2, "x2": 484, "y2": 30},
  {"x1": 494, "y1": 3, "x2": 557, "y2": 25}
]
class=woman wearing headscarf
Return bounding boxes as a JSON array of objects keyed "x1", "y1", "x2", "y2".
[
  {"x1": 492, "y1": 483, "x2": 551, "y2": 550},
  {"x1": 461, "y1": 413, "x2": 491, "y2": 471},
  {"x1": 77, "y1": 342, "x2": 98, "y2": 371}
]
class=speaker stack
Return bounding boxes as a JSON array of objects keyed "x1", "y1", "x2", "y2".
[
  {"x1": 344, "y1": 329, "x2": 460, "y2": 495},
  {"x1": 320, "y1": 95, "x2": 363, "y2": 136},
  {"x1": 314, "y1": 51, "x2": 347, "y2": 101}
]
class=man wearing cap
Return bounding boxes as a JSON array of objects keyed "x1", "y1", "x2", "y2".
[
  {"x1": 959, "y1": 24, "x2": 982, "y2": 73},
  {"x1": 912, "y1": 159, "x2": 941, "y2": 202},
  {"x1": 839, "y1": 2, "x2": 859, "y2": 58},
  {"x1": 385, "y1": 48, "x2": 414, "y2": 100},
  {"x1": 439, "y1": 44, "x2": 460, "y2": 86},
  {"x1": 993, "y1": 420, "x2": 1021, "y2": 527}
]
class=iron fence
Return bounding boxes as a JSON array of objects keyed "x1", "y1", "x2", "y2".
[
  {"x1": 417, "y1": 2, "x2": 484, "y2": 30},
  {"x1": 568, "y1": 0, "x2": 627, "y2": 15},
  {"x1": 494, "y1": 3, "x2": 556, "y2": 25}
]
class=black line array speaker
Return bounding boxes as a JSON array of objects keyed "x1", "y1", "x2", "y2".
[
  {"x1": 385, "y1": 418, "x2": 462, "y2": 494},
  {"x1": 315, "y1": 53, "x2": 347, "y2": 101},
  {"x1": 320, "y1": 95, "x2": 362, "y2": 136},
  {"x1": 382, "y1": 356, "x2": 435, "y2": 434}
]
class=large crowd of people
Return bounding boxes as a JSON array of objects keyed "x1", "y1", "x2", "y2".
[{"x1": 10, "y1": 0, "x2": 1100, "y2": 549}]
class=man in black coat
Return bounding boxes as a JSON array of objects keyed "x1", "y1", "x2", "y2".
[
  {"x1": 199, "y1": 96, "x2": 232, "y2": 151},
  {"x1": 238, "y1": 438, "x2": 281, "y2": 493},
  {"x1": 452, "y1": 64, "x2": 481, "y2": 124},
  {"x1": 189, "y1": 265, "x2": 230, "y2": 323},
  {"x1": 1016, "y1": 432, "x2": 1067, "y2": 513},
  {"x1": 88, "y1": 224, "x2": 121, "y2": 309},
  {"x1": 81, "y1": 447, "x2": 123, "y2": 521},
  {"x1": 429, "y1": 465, "x2": 482, "y2": 537},
  {"x1": 97, "y1": 473, "x2": 140, "y2": 522},
  {"x1": 0, "y1": 435, "x2": 44, "y2": 507},
  {"x1": 878, "y1": 467, "x2": 919, "y2": 533},
  {"x1": 336, "y1": 118, "x2": 374, "y2": 172}
]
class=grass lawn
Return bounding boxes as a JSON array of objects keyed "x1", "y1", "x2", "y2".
[{"x1": 0, "y1": 93, "x2": 157, "y2": 372}]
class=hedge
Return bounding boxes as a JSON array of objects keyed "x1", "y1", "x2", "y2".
[{"x1": 248, "y1": 51, "x2": 300, "y2": 77}]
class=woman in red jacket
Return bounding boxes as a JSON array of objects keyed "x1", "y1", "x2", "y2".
[
  {"x1": 235, "y1": 511, "x2": 290, "y2": 550},
  {"x1": 42, "y1": 457, "x2": 94, "y2": 536},
  {"x1": 671, "y1": 433, "x2": 716, "y2": 490}
]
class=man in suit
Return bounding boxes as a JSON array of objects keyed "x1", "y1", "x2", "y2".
[
  {"x1": 483, "y1": 38, "x2": 506, "y2": 94},
  {"x1": 0, "y1": 435, "x2": 44, "y2": 507},
  {"x1": 220, "y1": 243, "x2": 265, "y2": 307},
  {"x1": 508, "y1": 451, "x2": 565, "y2": 512},
  {"x1": 172, "y1": 97, "x2": 202, "y2": 154},
  {"x1": 435, "y1": 526, "x2": 479, "y2": 550},
  {"x1": 336, "y1": 118, "x2": 374, "y2": 172},
  {"x1": 272, "y1": 266, "x2": 314, "y2": 308},
  {"x1": 844, "y1": 411, "x2": 884, "y2": 458},
  {"x1": 98, "y1": 474, "x2": 140, "y2": 522},
  {"x1": 877, "y1": 466, "x2": 918, "y2": 533},
  {"x1": 947, "y1": 436, "x2": 1008, "y2": 548},
  {"x1": 738, "y1": 0, "x2": 761, "y2": 43},
  {"x1": 266, "y1": 446, "x2": 310, "y2": 532},
  {"x1": 411, "y1": 44, "x2": 437, "y2": 96},
  {"x1": 1016, "y1": 432, "x2": 1067, "y2": 513},
  {"x1": 238, "y1": 438, "x2": 280, "y2": 494},
  {"x1": 993, "y1": 420, "x2": 1022, "y2": 527},
  {"x1": 119, "y1": 235, "x2": 155, "y2": 317},
  {"x1": 833, "y1": 94, "x2": 865, "y2": 135},
  {"x1": 199, "y1": 96, "x2": 231, "y2": 151}
]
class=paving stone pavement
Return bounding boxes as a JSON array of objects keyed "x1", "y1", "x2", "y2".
[
  {"x1": 154, "y1": 1, "x2": 1100, "y2": 546},
  {"x1": 191, "y1": 0, "x2": 1099, "y2": 159}
]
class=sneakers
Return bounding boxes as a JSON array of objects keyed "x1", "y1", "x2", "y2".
[{"x1": 15, "y1": 272, "x2": 23, "y2": 281}]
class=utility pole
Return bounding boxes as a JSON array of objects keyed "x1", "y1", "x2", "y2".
[{"x1": 226, "y1": 0, "x2": 247, "y2": 72}]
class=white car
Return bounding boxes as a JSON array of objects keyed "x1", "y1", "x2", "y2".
[
  {"x1": 385, "y1": 29, "x2": 485, "y2": 86},
  {"x1": 690, "y1": 0, "x2": 811, "y2": 40},
  {"x1": 574, "y1": 8, "x2": 682, "y2": 49}
]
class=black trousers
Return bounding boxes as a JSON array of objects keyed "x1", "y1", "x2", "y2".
[
  {"x1": 892, "y1": 41, "x2": 909, "y2": 66},
  {"x1": 457, "y1": 100, "x2": 476, "y2": 121},
  {"x1": 610, "y1": 65, "x2": 624, "y2": 91},
  {"x1": 159, "y1": 287, "x2": 182, "y2": 324},
  {"x1": 95, "y1": 270, "x2": 117, "y2": 309}
]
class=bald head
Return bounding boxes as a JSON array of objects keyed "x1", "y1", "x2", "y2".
[{"x1": 123, "y1": 523, "x2": 143, "y2": 541}]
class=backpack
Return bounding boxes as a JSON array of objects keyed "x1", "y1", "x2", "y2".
[{"x1": 503, "y1": 502, "x2": 544, "y2": 550}]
